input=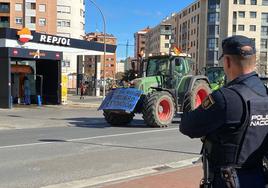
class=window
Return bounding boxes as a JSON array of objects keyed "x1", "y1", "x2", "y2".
[
  {"x1": 208, "y1": 38, "x2": 219, "y2": 49},
  {"x1": 15, "y1": 17, "x2": 22, "y2": 24},
  {"x1": 30, "y1": 17, "x2": 36, "y2": 24},
  {"x1": 39, "y1": 4, "x2": 46, "y2": 12},
  {"x1": 263, "y1": 0, "x2": 268, "y2": 5},
  {"x1": 165, "y1": 35, "x2": 169, "y2": 40},
  {"x1": 39, "y1": 18, "x2": 46, "y2": 26},
  {"x1": 238, "y1": 11, "x2": 245, "y2": 18},
  {"x1": 15, "y1": 3, "x2": 22, "y2": 11},
  {"x1": 239, "y1": 0, "x2": 245, "y2": 4},
  {"x1": 233, "y1": 12, "x2": 237, "y2": 19},
  {"x1": 238, "y1": 25, "x2": 245, "y2": 31},
  {"x1": 233, "y1": 25, "x2": 237, "y2": 32},
  {"x1": 234, "y1": 0, "x2": 237, "y2": 4},
  {"x1": 262, "y1": 13, "x2": 268, "y2": 23},
  {"x1": 250, "y1": 25, "x2": 256, "y2": 31},
  {"x1": 208, "y1": 0, "x2": 220, "y2": 9},
  {"x1": 165, "y1": 43, "x2": 169, "y2": 48},
  {"x1": 207, "y1": 51, "x2": 219, "y2": 61},
  {"x1": 260, "y1": 52, "x2": 267, "y2": 61},
  {"x1": 250, "y1": 11, "x2": 257, "y2": 18},
  {"x1": 208, "y1": 12, "x2": 220, "y2": 22},
  {"x1": 57, "y1": 5, "x2": 71, "y2": 14},
  {"x1": 261, "y1": 26, "x2": 268, "y2": 35},
  {"x1": 208, "y1": 25, "x2": 219, "y2": 35},
  {"x1": 251, "y1": 0, "x2": 257, "y2": 4},
  {"x1": 80, "y1": 9, "x2": 84, "y2": 17},
  {"x1": 261, "y1": 39, "x2": 268, "y2": 49},
  {"x1": 57, "y1": 19, "x2": 71, "y2": 27},
  {"x1": 30, "y1": 3, "x2": 36, "y2": 10}
]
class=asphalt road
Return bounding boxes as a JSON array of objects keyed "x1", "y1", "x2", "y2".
[{"x1": 0, "y1": 107, "x2": 202, "y2": 188}]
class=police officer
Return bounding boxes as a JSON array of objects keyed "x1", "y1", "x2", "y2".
[{"x1": 180, "y1": 35, "x2": 268, "y2": 188}]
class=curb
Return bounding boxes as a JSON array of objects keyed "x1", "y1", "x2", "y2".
[{"x1": 41, "y1": 157, "x2": 200, "y2": 188}]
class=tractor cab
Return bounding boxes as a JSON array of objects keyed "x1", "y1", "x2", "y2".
[
  {"x1": 132, "y1": 53, "x2": 195, "y2": 93},
  {"x1": 205, "y1": 67, "x2": 225, "y2": 90}
]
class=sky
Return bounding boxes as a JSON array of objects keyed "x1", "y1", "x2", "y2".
[{"x1": 85, "y1": 0, "x2": 195, "y2": 60}]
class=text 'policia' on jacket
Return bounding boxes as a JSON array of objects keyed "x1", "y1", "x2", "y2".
[{"x1": 204, "y1": 83, "x2": 268, "y2": 168}]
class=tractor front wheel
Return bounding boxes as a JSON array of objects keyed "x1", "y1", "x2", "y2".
[
  {"x1": 142, "y1": 91, "x2": 175, "y2": 127},
  {"x1": 103, "y1": 110, "x2": 134, "y2": 126},
  {"x1": 183, "y1": 80, "x2": 211, "y2": 112}
]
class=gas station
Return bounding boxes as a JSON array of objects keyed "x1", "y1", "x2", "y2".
[{"x1": 0, "y1": 28, "x2": 116, "y2": 109}]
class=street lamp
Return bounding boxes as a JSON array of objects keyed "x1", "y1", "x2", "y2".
[{"x1": 88, "y1": 0, "x2": 106, "y2": 98}]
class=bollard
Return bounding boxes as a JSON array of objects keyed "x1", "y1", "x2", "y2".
[{"x1": 37, "y1": 95, "x2": 42, "y2": 106}]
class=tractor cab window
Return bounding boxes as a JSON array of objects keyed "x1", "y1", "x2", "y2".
[
  {"x1": 206, "y1": 67, "x2": 225, "y2": 84},
  {"x1": 174, "y1": 57, "x2": 193, "y2": 75},
  {"x1": 146, "y1": 57, "x2": 170, "y2": 77}
]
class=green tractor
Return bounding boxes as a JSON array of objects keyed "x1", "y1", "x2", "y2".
[
  {"x1": 204, "y1": 67, "x2": 225, "y2": 90},
  {"x1": 99, "y1": 53, "x2": 211, "y2": 127}
]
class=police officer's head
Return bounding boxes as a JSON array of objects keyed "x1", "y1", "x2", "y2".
[{"x1": 219, "y1": 35, "x2": 256, "y2": 81}]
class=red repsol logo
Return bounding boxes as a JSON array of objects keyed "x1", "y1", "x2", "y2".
[{"x1": 250, "y1": 115, "x2": 268, "y2": 127}]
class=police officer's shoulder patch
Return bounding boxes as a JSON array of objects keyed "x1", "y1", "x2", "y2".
[{"x1": 201, "y1": 95, "x2": 215, "y2": 110}]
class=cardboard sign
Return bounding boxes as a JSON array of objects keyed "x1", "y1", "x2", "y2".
[{"x1": 98, "y1": 88, "x2": 143, "y2": 112}]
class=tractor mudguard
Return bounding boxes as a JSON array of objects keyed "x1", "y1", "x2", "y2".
[
  {"x1": 98, "y1": 88, "x2": 143, "y2": 113},
  {"x1": 186, "y1": 75, "x2": 210, "y2": 92}
]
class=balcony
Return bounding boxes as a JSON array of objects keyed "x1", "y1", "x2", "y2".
[{"x1": 0, "y1": 22, "x2": 10, "y2": 28}]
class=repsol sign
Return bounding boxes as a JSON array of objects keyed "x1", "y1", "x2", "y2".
[
  {"x1": 39, "y1": 35, "x2": 71, "y2": 46},
  {"x1": 250, "y1": 115, "x2": 268, "y2": 127}
]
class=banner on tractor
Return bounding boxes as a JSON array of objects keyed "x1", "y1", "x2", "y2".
[{"x1": 98, "y1": 88, "x2": 143, "y2": 112}]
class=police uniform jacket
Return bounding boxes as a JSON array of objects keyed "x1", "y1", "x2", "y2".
[{"x1": 180, "y1": 72, "x2": 268, "y2": 188}]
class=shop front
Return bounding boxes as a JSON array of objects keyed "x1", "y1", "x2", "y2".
[
  {"x1": 0, "y1": 27, "x2": 116, "y2": 109},
  {"x1": 0, "y1": 47, "x2": 62, "y2": 108}
]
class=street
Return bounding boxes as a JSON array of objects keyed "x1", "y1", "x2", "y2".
[{"x1": 0, "y1": 106, "x2": 201, "y2": 188}]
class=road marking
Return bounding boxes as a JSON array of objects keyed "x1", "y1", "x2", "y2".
[
  {"x1": 0, "y1": 128, "x2": 179, "y2": 149},
  {"x1": 41, "y1": 157, "x2": 198, "y2": 188}
]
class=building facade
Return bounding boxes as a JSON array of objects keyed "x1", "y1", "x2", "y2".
[
  {"x1": 57, "y1": 0, "x2": 85, "y2": 76},
  {"x1": 148, "y1": 0, "x2": 268, "y2": 75},
  {"x1": 83, "y1": 32, "x2": 117, "y2": 80},
  {"x1": 134, "y1": 27, "x2": 150, "y2": 58},
  {"x1": 0, "y1": 0, "x2": 86, "y2": 82},
  {"x1": 0, "y1": 0, "x2": 57, "y2": 34},
  {"x1": 145, "y1": 23, "x2": 172, "y2": 56}
]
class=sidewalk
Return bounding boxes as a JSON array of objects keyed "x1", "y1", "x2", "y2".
[
  {"x1": 66, "y1": 94, "x2": 103, "y2": 108},
  {"x1": 100, "y1": 165, "x2": 202, "y2": 188}
]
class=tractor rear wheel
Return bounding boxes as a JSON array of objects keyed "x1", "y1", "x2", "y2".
[
  {"x1": 183, "y1": 80, "x2": 211, "y2": 112},
  {"x1": 103, "y1": 110, "x2": 134, "y2": 126},
  {"x1": 142, "y1": 91, "x2": 175, "y2": 127}
]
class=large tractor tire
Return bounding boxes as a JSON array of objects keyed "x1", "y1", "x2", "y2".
[
  {"x1": 142, "y1": 91, "x2": 175, "y2": 127},
  {"x1": 183, "y1": 80, "x2": 211, "y2": 112},
  {"x1": 103, "y1": 110, "x2": 134, "y2": 126}
]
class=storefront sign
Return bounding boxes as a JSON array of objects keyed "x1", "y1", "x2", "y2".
[
  {"x1": 39, "y1": 35, "x2": 71, "y2": 46},
  {"x1": 17, "y1": 28, "x2": 33, "y2": 43},
  {"x1": 29, "y1": 49, "x2": 46, "y2": 59}
]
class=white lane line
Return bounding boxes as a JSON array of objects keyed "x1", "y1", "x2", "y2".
[
  {"x1": 41, "y1": 157, "x2": 198, "y2": 188},
  {"x1": 0, "y1": 128, "x2": 179, "y2": 149}
]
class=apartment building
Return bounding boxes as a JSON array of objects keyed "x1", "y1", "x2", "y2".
[
  {"x1": 57, "y1": 0, "x2": 85, "y2": 39},
  {"x1": 145, "y1": 22, "x2": 172, "y2": 56},
  {"x1": 150, "y1": 0, "x2": 268, "y2": 74},
  {"x1": 134, "y1": 27, "x2": 150, "y2": 58},
  {"x1": 0, "y1": 0, "x2": 56, "y2": 34},
  {"x1": 83, "y1": 32, "x2": 117, "y2": 80},
  {"x1": 0, "y1": 0, "x2": 85, "y2": 74},
  {"x1": 57, "y1": 0, "x2": 85, "y2": 75}
]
